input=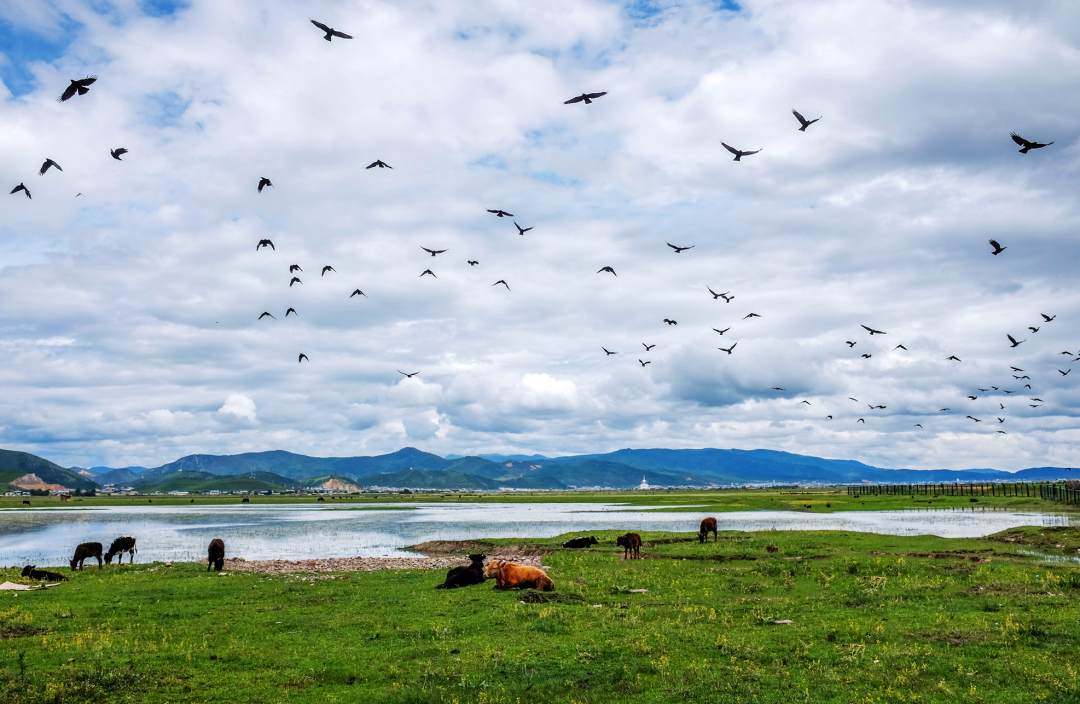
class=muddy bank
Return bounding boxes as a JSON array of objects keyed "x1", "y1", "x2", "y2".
[{"x1": 221, "y1": 553, "x2": 542, "y2": 575}]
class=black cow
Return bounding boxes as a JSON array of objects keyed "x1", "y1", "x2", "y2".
[
  {"x1": 208, "y1": 538, "x2": 225, "y2": 571},
  {"x1": 21, "y1": 500, "x2": 30, "y2": 506},
  {"x1": 70, "y1": 542, "x2": 103, "y2": 571},
  {"x1": 21, "y1": 565, "x2": 67, "y2": 582},
  {"x1": 435, "y1": 554, "x2": 486, "y2": 589},
  {"x1": 104, "y1": 536, "x2": 137, "y2": 565},
  {"x1": 562, "y1": 536, "x2": 599, "y2": 548},
  {"x1": 241, "y1": 497, "x2": 250, "y2": 503}
]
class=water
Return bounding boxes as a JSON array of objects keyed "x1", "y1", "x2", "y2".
[{"x1": 0, "y1": 503, "x2": 1069, "y2": 567}]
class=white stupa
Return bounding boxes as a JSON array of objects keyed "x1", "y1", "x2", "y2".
[{"x1": 636, "y1": 476, "x2": 650, "y2": 490}]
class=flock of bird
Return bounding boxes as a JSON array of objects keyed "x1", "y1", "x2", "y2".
[{"x1": 6, "y1": 19, "x2": 1068, "y2": 438}]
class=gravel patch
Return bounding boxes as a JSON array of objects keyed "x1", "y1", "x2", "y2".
[{"x1": 221, "y1": 554, "x2": 543, "y2": 575}]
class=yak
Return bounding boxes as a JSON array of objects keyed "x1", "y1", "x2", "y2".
[
  {"x1": 435, "y1": 553, "x2": 486, "y2": 589},
  {"x1": 70, "y1": 542, "x2": 103, "y2": 571},
  {"x1": 616, "y1": 532, "x2": 642, "y2": 560},
  {"x1": 562, "y1": 536, "x2": 599, "y2": 549},
  {"x1": 698, "y1": 517, "x2": 718, "y2": 544},
  {"x1": 485, "y1": 560, "x2": 554, "y2": 592},
  {"x1": 21, "y1": 565, "x2": 67, "y2": 582},
  {"x1": 208, "y1": 539, "x2": 225, "y2": 571}
]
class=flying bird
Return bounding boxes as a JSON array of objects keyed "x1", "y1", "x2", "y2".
[
  {"x1": 468, "y1": 260, "x2": 478, "y2": 266},
  {"x1": 10, "y1": 183, "x2": 30, "y2": 199},
  {"x1": 861, "y1": 325, "x2": 886, "y2": 335},
  {"x1": 290, "y1": 264, "x2": 302, "y2": 273},
  {"x1": 1007, "y1": 335, "x2": 1024, "y2": 348},
  {"x1": 256, "y1": 239, "x2": 274, "y2": 251},
  {"x1": 707, "y1": 287, "x2": 729, "y2": 300},
  {"x1": 894, "y1": 345, "x2": 908, "y2": 351},
  {"x1": 857, "y1": 418, "x2": 865, "y2": 423},
  {"x1": 826, "y1": 415, "x2": 833, "y2": 419},
  {"x1": 258, "y1": 177, "x2": 273, "y2": 192},
  {"x1": 487, "y1": 209, "x2": 513, "y2": 217},
  {"x1": 849, "y1": 398, "x2": 859, "y2": 402},
  {"x1": 290, "y1": 277, "x2": 302, "y2": 287},
  {"x1": 1041, "y1": 314, "x2": 1056, "y2": 322},
  {"x1": 258, "y1": 312, "x2": 275, "y2": 320},
  {"x1": 602, "y1": 347, "x2": 618, "y2": 356},
  {"x1": 1011, "y1": 367, "x2": 1024, "y2": 372},
  {"x1": 310, "y1": 19, "x2": 352, "y2": 41},
  {"x1": 869, "y1": 405, "x2": 886, "y2": 409},
  {"x1": 861, "y1": 354, "x2": 872, "y2": 359},
  {"x1": 643, "y1": 343, "x2": 655, "y2": 351},
  {"x1": 57, "y1": 75, "x2": 97, "y2": 102},
  {"x1": 639, "y1": 359, "x2": 651, "y2": 367},
  {"x1": 719, "y1": 293, "x2": 734, "y2": 303},
  {"x1": 420, "y1": 269, "x2": 436, "y2": 278},
  {"x1": 721, "y1": 143, "x2": 761, "y2": 161},
  {"x1": 493, "y1": 280, "x2": 510, "y2": 290},
  {"x1": 967, "y1": 396, "x2": 978, "y2": 400},
  {"x1": 667, "y1": 243, "x2": 695, "y2": 253},
  {"x1": 1024, "y1": 384, "x2": 1031, "y2": 389},
  {"x1": 792, "y1": 109, "x2": 821, "y2": 132},
  {"x1": 110, "y1": 148, "x2": 128, "y2": 161},
  {"x1": 1029, "y1": 327, "x2": 1040, "y2": 333},
  {"x1": 998, "y1": 431, "x2": 1007, "y2": 434},
  {"x1": 298, "y1": 353, "x2": 309, "y2": 363},
  {"x1": 946, "y1": 356, "x2": 961, "y2": 362},
  {"x1": 663, "y1": 319, "x2": 677, "y2": 325},
  {"x1": 800, "y1": 400, "x2": 811, "y2": 405},
  {"x1": 718, "y1": 343, "x2": 737, "y2": 355},
  {"x1": 38, "y1": 158, "x2": 62, "y2": 175},
  {"x1": 940, "y1": 408, "x2": 950, "y2": 411},
  {"x1": 1062, "y1": 351, "x2": 1074, "y2": 356},
  {"x1": 713, "y1": 327, "x2": 730, "y2": 335},
  {"x1": 772, "y1": 387, "x2": 784, "y2": 391},
  {"x1": 564, "y1": 92, "x2": 607, "y2": 105},
  {"x1": 845, "y1": 341, "x2": 857, "y2": 347},
  {"x1": 597, "y1": 266, "x2": 617, "y2": 276},
  {"x1": 999, "y1": 403, "x2": 1005, "y2": 409},
  {"x1": 1010, "y1": 132, "x2": 1053, "y2": 153},
  {"x1": 989, "y1": 239, "x2": 1006, "y2": 255},
  {"x1": 366, "y1": 160, "x2": 392, "y2": 169},
  {"x1": 998, "y1": 418, "x2": 1005, "y2": 423},
  {"x1": 914, "y1": 424, "x2": 922, "y2": 428},
  {"x1": 286, "y1": 308, "x2": 297, "y2": 317},
  {"x1": 514, "y1": 221, "x2": 533, "y2": 235},
  {"x1": 743, "y1": 313, "x2": 761, "y2": 320},
  {"x1": 1060, "y1": 369, "x2": 1071, "y2": 376},
  {"x1": 1030, "y1": 404, "x2": 1041, "y2": 407},
  {"x1": 421, "y1": 247, "x2": 447, "y2": 257},
  {"x1": 321, "y1": 266, "x2": 336, "y2": 276},
  {"x1": 349, "y1": 289, "x2": 367, "y2": 298},
  {"x1": 398, "y1": 371, "x2": 419, "y2": 378},
  {"x1": 966, "y1": 416, "x2": 981, "y2": 422}
]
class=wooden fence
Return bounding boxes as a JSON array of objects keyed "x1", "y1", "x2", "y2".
[{"x1": 847, "y1": 482, "x2": 1080, "y2": 507}]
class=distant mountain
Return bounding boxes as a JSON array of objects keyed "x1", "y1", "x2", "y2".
[
  {"x1": 446, "y1": 453, "x2": 553, "y2": 462},
  {"x1": 87, "y1": 467, "x2": 143, "y2": 486},
  {"x1": 134, "y1": 470, "x2": 294, "y2": 494},
  {"x1": 0, "y1": 449, "x2": 97, "y2": 491}
]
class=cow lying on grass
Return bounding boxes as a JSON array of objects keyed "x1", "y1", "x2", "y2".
[
  {"x1": 104, "y1": 536, "x2": 137, "y2": 565},
  {"x1": 208, "y1": 539, "x2": 225, "y2": 571},
  {"x1": 435, "y1": 553, "x2": 486, "y2": 589},
  {"x1": 562, "y1": 536, "x2": 599, "y2": 548},
  {"x1": 485, "y1": 560, "x2": 554, "y2": 592},
  {"x1": 70, "y1": 542, "x2": 103, "y2": 571},
  {"x1": 699, "y1": 517, "x2": 718, "y2": 544},
  {"x1": 21, "y1": 565, "x2": 67, "y2": 582},
  {"x1": 617, "y1": 532, "x2": 642, "y2": 560}
]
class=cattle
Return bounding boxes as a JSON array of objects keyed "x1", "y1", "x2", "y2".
[
  {"x1": 616, "y1": 532, "x2": 642, "y2": 560},
  {"x1": 562, "y1": 536, "x2": 599, "y2": 549},
  {"x1": 241, "y1": 497, "x2": 249, "y2": 503},
  {"x1": 317, "y1": 497, "x2": 325, "y2": 502},
  {"x1": 21, "y1": 500, "x2": 30, "y2": 506},
  {"x1": 435, "y1": 554, "x2": 486, "y2": 589},
  {"x1": 485, "y1": 560, "x2": 554, "y2": 592},
  {"x1": 70, "y1": 542, "x2": 103, "y2": 571},
  {"x1": 104, "y1": 536, "x2": 137, "y2": 565},
  {"x1": 207, "y1": 539, "x2": 225, "y2": 571},
  {"x1": 21, "y1": 565, "x2": 67, "y2": 582},
  {"x1": 699, "y1": 517, "x2": 718, "y2": 544},
  {"x1": 766, "y1": 546, "x2": 779, "y2": 553}
]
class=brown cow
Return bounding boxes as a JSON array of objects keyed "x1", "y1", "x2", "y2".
[
  {"x1": 485, "y1": 560, "x2": 554, "y2": 591},
  {"x1": 70, "y1": 542, "x2": 103, "y2": 571},
  {"x1": 699, "y1": 517, "x2": 717, "y2": 543},
  {"x1": 207, "y1": 539, "x2": 225, "y2": 571},
  {"x1": 616, "y1": 532, "x2": 642, "y2": 560}
]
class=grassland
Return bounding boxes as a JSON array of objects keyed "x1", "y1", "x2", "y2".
[{"x1": 1, "y1": 521, "x2": 1079, "y2": 703}]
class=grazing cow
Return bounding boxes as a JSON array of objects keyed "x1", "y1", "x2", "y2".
[
  {"x1": 435, "y1": 554, "x2": 486, "y2": 589},
  {"x1": 21, "y1": 565, "x2": 67, "y2": 582},
  {"x1": 562, "y1": 536, "x2": 599, "y2": 549},
  {"x1": 21, "y1": 500, "x2": 30, "y2": 505},
  {"x1": 317, "y1": 497, "x2": 325, "y2": 502},
  {"x1": 699, "y1": 517, "x2": 718, "y2": 544},
  {"x1": 766, "y1": 546, "x2": 779, "y2": 553},
  {"x1": 70, "y1": 542, "x2": 103, "y2": 571},
  {"x1": 485, "y1": 560, "x2": 554, "y2": 592},
  {"x1": 241, "y1": 497, "x2": 249, "y2": 503},
  {"x1": 616, "y1": 532, "x2": 642, "y2": 560},
  {"x1": 207, "y1": 538, "x2": 225, "y2": 571},
  {"x1": 104, "y1": 536, "x2": 137, "y2": 565}
]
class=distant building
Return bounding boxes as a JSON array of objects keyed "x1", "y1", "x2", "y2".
[{"x1": 636, "y1": 476, "x2": 650, "y2": 490}]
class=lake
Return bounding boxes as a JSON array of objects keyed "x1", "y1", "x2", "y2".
[{"x1": 0, "y1": 503, "x2": 1069, "y2": 567}]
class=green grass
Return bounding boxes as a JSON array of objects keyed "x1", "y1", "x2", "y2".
[{"x1": 1, "y1": 527, "x2": 1079, "y2": 703}]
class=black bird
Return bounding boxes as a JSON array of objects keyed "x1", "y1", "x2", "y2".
[
  {"x1": 421, "y1": 247, "x2": 447, "y2": 257},
  {"x1": 718, "y1": 343, "x2": 737, "y2": 355},
  {"x1": 721, "y1": 143, "x2": 761, "y2": 161},
  {"x1": 1041, "y1": 314, "x2": 1056, "y2": 322},
  {"x1": 845, "y1": 341, "x2": 856, "y2": 347},
  {"x1": 366, "y1": 160, "x2": 392, "y2": 169},
  {"x1": 1007, "y1": 334, "x2": 1024, "y2": 348},
  {"x1": 743, "y1": 313, "x2": 761, "y2": 320},
  {"x1": 257, "y1": 239, "x2": 274, "y2": 251},
  {"x1": 311, "y1": 19, "x2": 352, "y2": 41},
  {"x1": 468, "y1": 260, "x2": 478, "y2": 266},
  {"x1": 290, "y1": 277, "x2": 302, "y2": 286},
  {"x1": 298, "y1": 353, "x2": 309, "y2": 363},
  {"x1": 998, "y1": 418, "x2": 1005, "y2": 423},
  {"x1": 861, "y1": 325, "x2": 886, "y2": 335},
  {"x1": 708, "y1": 287, "x2": 728, "y2": 300},
  {"x1": 967, "y1": 396, "x2": 978, "y2": 400},
  {"x1": 258, "y1": 177, "x2": 273, "y2": 192},
  {"x1": 998, "y1": 430, "x2": 1007, "y2": 434},
  {"x1": 398, "y1": 371, "x2": 419, "y2": 378},
  {"x1": 1030, "y1": 398, "x2": 1043, "y2": 402},
  {"x1": 1010, "y1": 132, "x2": 1053, "y2": 153},
  {"x1": 57, "y1": 75, "x2": 97, "y2": 102},
  {"x1": 857, "y1": 418, "x2": 865, "y2": 423},
  {"x1": 915, "y1": 424, "x2": 923, "y2": 428},
  {"x1": 1030, "y1": 404, "x2": 1041, "y2": 407},
  {"x1": 869, "y1": 405, "x2": 886, "y2": 409},
  {"x1": 946, "y1": 356, "x2": 961, "y2": 362},
  {"x1": 1029, "y1": 327, "x2": 1040, "y2": 333},
  {"x1": 514, "y1": 221, "x2": 533, "y2": 235},
  {"x1": 989, "y1": 239, "x2": 1006, "y2": 255},
  {"x1": 420, "y1": 269, "x2": 437, "y2": 278},
  {"x1": 979, "y1": 389, "x2": 988, "y2": 392},
  {"x1": 1011, "y1": 367, "x2": 1024, "y2": 372},
  {"x1": 602, "y1": 347, "x2": 617, "y2": 356},
  {"x1": 667, "y1": 242, "x2": 695, "y2": 253},
  {"x1": 800, "y1": 400, "x2": 811, "y2": 405},
  {"x1": 487, "y1": 209, "x2": 513, "y2": 217},
  {"x1": 663, "y1": 319, "x2": 677, "y2": 325},
  {"x1": 1060, "y1": 369, "x2": 1071, "y2": 376},
  {"x1": 772, "y1": 387, "x2": 784, "y2": 391},
  {"x1": 967, "y1": 416, "x2": 981, "y2": 422},
  {"x1": 826, "y1": 415, "x2": 833, "y2": 419},
  {"x1": 894, "y1": 345, "x2": 908, "y2": 351},
  {"x1": 289, "y1": 264, "x2": 302, "y2": 273},
  {"x1": 792, "y1": 109, "x2": 821, "y2": 132},
  {"x1": 861, "y1": 354, "x2": 872, "y2": 358},
  {"x1": 564, "y1": 92, "x2": 607, "y2": 105},
  {"x1": 850, "y1": 398, "x2": 859, "y2": 402},
  {"x1": 349, "y1": 289, "x2": 367, "y2": 298},
  {"x1": 322, "y1": 266, "x2": 336, "y2": 276},
  {"x1": 719, "y1": 293, "x2": 734, "y2": 303},
  {"x1": 940, "y1": 408, "x2": 949, "y2": 411},
  {"x1": 713, "y1": 327, "x2": 730, "y2": 335},
  {"x1": 999, "y1": 403, "x2": 1005, "y2": 409},
  {"x1": 110, "y1": 148, "x2": 128, "y2": 161},
  {"x1": 493, "y1": 280, "x2": 510, "y2": 290},
  {"x1": 639, "y1": 359, "x2": 651, "y2": 367},
  {"x1": 258, "y1": 312, "x2": 275, "y2": 320},
  {"x1": 597, "y1": 266, "x2": 616, "y2": 276},
  {"x1": 10, "y1": 183, "x2": 30, "y2": 199},
  {"x1": 1062, "y1": 351, "x2": 1074, "y2": 356},
  {"x1": 286, "y1": 308, "x2": 297, "y2": 317},
  {"x1": 38, "y1": 158, "x2": 62, "y2": 175},
  {"x1": 643, "y1": 343, "x2": 655, "y2": 351}
]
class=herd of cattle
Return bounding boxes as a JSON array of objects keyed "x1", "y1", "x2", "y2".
[{"x1": 19, "y1": 518, "x2": 723, "y2": 592}]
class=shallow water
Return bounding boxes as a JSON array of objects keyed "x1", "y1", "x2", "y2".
[{"x1": 0, "y1": 503, "x2": 1069, "y2": 567}]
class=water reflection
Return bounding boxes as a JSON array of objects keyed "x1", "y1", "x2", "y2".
[{"x1": 0, "y1": 503, "x2": 1069, "y2": 567}]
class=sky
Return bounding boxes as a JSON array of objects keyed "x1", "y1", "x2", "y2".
[{"x1": 1, "y1": 0, "x2": 1079, "y2": 471}]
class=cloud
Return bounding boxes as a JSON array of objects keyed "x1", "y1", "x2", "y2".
[{"x1": 218, "y1": 393, "x2": 256, "y2": 422}]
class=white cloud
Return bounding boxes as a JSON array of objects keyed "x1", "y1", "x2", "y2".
[{"x1": 218, "y1": 394, "x2": 256, "y2": 422}]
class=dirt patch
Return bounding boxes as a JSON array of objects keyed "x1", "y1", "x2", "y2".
[
  {"x1": 409, "y1": 541, "x2": 555, "y2": 557},
  {"x1": 867, "y1": 551, "x2": 992, "y2": 563},
  {"x1": 0, "y1": 625, "x2": 49, "y2": 638},
  {"x1": 645, "y1": 554, "x2": 759, "y2": 563},
  {"x1": 222, "y1": 554, "x2": 542, "y2": 575}
]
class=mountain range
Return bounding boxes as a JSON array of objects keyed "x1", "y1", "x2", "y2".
[{"x1": 0, "y1": 446, "x2": 1071, "y2": 493}]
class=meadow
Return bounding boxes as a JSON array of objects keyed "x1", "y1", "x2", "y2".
[{"x1": 1, "y1": 506, "x2": 1078, "y2": 703}]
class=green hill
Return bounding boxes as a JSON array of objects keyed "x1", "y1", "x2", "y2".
[
  {"x1": 0, "y1": 449, "x2": 98, "y2": 491},
  {"x1": 132, "y1": 470, "x2": 292, "y2": 494}
]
